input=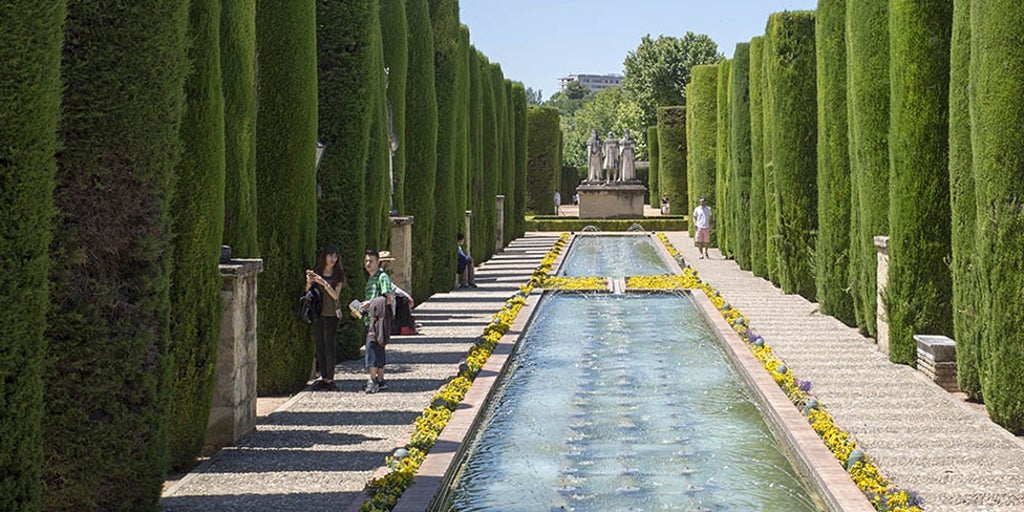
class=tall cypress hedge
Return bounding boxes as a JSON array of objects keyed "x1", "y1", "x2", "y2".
[
  {"x1": 255, "y1": 0, "x2": 318, "y2": 392},
  {"x1": 167, "y1": 0, "x2": 227, "y2": 471},
  {"x1": 381, "y1": 0, "x2": 409, "y2": 215},
  {"x1": 815, "y1": 0, "x2": 855, "y2": 325},
  {"x1": 467, "y1": 49, "x2": 485, "y2": 261},
  {"x1": 526, "y1": 106, "x2": 561, "y2": 216},
  {"x1": 749, "y1": 36, "x2": 768, "y2": 278},
  {"x1": 0, "y1": 2, "x2": 63, "y2": 508},
  {"x1": 511, "y1": 81, "x2": 529, "y2": 237},
  {"x1": 657, "y1": 107, "x2": 687, "y2": 222},
  {"x1": 503, "y1": 80, "x2": 517, "y2": 245},
  {"x1": 366, "y1": 48, "x2": 391, "y2": 251},
  {"x1": 846, "y1": 0, "x2": 890, "y2": 336},
  {"x1": 716, "y1": 59, "x2": 731, "y2": 254},
  {"x1": 949, "y1": 0, "x2": 980, "y2": 398},
  {"x1": 220, "y1": 0, "x2": 258, "y2": 257},
  {"x1": 686, "y1": 94, "x2": 695, "y2": 236},
  {"x1": 972, "y1": 0, "x2": 1024, "y2": 432},
  {"x1": 689, "y1": 65, "x2": 718, "y2": 245},
  {"x1": 762, "y1": 29, "x2": 781, "y2": 285},
  {"x1": 766, "y1": 11, "x2": 818, "y2": 301},
  {"x1": 490, "y1": 65, "x2": 511, "y2": 249},
  {"x1": 478, "y1": 55, "x2": 497, "y2": 260},
  {"x1": 729, "y1": 44, "x2": 752, "y2": 270},
  {"x1": 454, "y1": 26, "x2": 472, "y2": 240},
  {"x1": 44, "y1": 1, "x2": 188, "y2": 508},
  {"x1": 404, "y1": 0, "x2": 438, "y2": 299},
  {"x1": 885, "y1": 0, "x2": 953, "y2": 364},
  {"x1": 648, "y1": 126, "x2": 660, "y2": 205},
  {"x1": 430, "y1": 0, "x2": 459, "y2": 293}
]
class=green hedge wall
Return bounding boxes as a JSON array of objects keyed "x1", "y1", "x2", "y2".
[
  {"x1": 44, "y1": 1, "x2": 189, "y2": 508},
  {"x1": 381, "y1": 0, "x2": 408, "y2": 215},
  {"x1": 477, "y1": 55, "x2": 497, "y2": 260},
  {"x1": 767, "y1": 11, "x2": 818, "y2": 301},
  {"x1": 527, "y1": 106, "x2": 561, "y2": 216},
  {"x1": 647, "y1": 126, "x2": 660, "y2": 205},
  {"x1": 494, "y1": 71, "x2": 513, "y2": 249},
  {"x1": 429, "y1": 0, "x2": 460, "y2": 294},
  {"x1": 167, "y1": 0, "x2": 227, "y2": 471},
  {"x1": 657, "y1": 107, "x2": 687, "y2": 220},
  {"x1": 716, "y1": 59, "x2": 731, "y2": 255},
  {"x1": 220, "y1": 0, "x2": 258, "y2": 257},
  {"x1": 846, "y1": 0, "x2": 890, "y2": 336},
  {"x1": 365, "y1": 32, "x2": 390, "y2": 251},
  {"x1": 317, "y1": 0, "x2": 380, "y2": 357},
  {"x1": 885, "y1": 0, "x2": 953, "y2": 364},
  {"x1": 467, "y1": 49, "x2": 485, "y2": 262},
  {"x1": 404, "y1": 0, "x2": 438, "y2": 299},
  {"x1": 560, "y1": 166, "x2": 581, "y2": 201},
  {"x1": 729, "y1": 44, "x2": 752, "y2": 270},
  {"x1": 526, "y1": 217, "x2": 689, "y2": 232},
  {"x1": 455, "y1": 26, "x2": 472, "y2": 238},
  {"x1": 511, "y1": 81, "x2": 529, "y2": 237},
  {"x1": 686, "y1": 94, "x2": 695, "y2": 236},
  {"x1": 504, "y1": 80, "x2": 518, "y2": 244},
  {"x1": 0, "y1": 2, "x2": 62, "y2": 508},
  {"x1": 688, "y1": 65, "x2": 718, "y2": 245},
  {"x1": 815, "y1": 0, "x2": 855, "y2": 326},
  {"x1": 256, "y1": 0, "x2": 318, "y2": 391},
  {"x1": 762, "y1": 28, "x2": 781, "y2": 285},
  {"x1": 950, "y1": 0, "x2": 980, "y2": 398},
  {"x1": 748, "y1": 36, "x2": 768, "y2": 278},
  {"x1": 973, "y1": 0, "x2": 1024, "y2": 432}
]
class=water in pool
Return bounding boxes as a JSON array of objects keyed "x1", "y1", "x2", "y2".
[
  {"x1": 448, "y1": 294, "x2": 820, "y2": 512},
  {"x1": 558, "y1": 235, "x2": 674, "y2": 277}
]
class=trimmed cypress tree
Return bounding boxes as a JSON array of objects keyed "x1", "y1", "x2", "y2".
[
  {"x1": 490, "y1": 65, "x2": 510, "y2": 250},
  {"x1": 430, "y1": 0, "x2": 459, "y2": 293},
  {"x1": 846, "y1": 0, "x2": 890, "y2": 336},
  {"x1": 762, "y1": 29, "x2": 781, "y2": 285},
  {"x1": 815, "y1": 0, "x2": 855, "y2": 325},
  {"x1": 886, "y1": 0, "x2": 953, "y2": 364},
  {"x1": 256, "y1": 0, "x2": 318, "y2": 392},
  {"x1": 716, "y1": 59, "x2": 731, "y2": 254},
  {"x1": 467, "y1": 49, "x2": 485, "y2": 262},
  {"x1": 477, "y1": 54, "x2": 498, "y2": 260},
  {"x1": 220, "y1": 0, "x2": 258, "y2": 257},
  {"x1": 366, "y1": 50, "x2": 391, "y2": 250},
  {"x1": 454, "y1": 26, "x2": 472, "y2": 240},
  {"x1": 503, "y1": 80, "x2": 517, "y2": 245},
  {"x1": 748, "y1": 36, "x2": 768, "y2": 278},
  {"x1": 689, "y1": 65, "x2": 718, "y2": 245},
  {"x1": 404, "y1": 0, "x2": 439, "y2": 299},
  {"x1": 729, "y1": 44, "x2": 752, "y2": 270},
  {"x1": 511, "y1": 81, "x2": 529, "y2": 237},
  {"x1": 686, "y1": 92, "x2": 695, "y2": 236},
  {"x1": 167, "y1": 0, "x2": 227, "y2": 471},
  {"x1": 648, "y1": 126, "x2": 660, "y2": 205},
  {"x1": 766, "y1": 11, "x2": 818, "y2": 301},
  {"x1": 527, "y1": 106, "x2": 561, "y2": 216},
  {"x1": 0, "y1": 2, "x2": 63, "y2": 508},
  {"x1": 44, "y1": 1, "x2": 189, "y2": 508},
  {"x1": 657, "y1": 107, "x2": 687, "y2": 222},
  {"x1": 972, "y1": 0, "x2": 1024, "y2": 431},
  {"x1": 381, "y1": 0, "x2": 409, "y2": 215},
  {"x1": 949, "y1": 0, "x2": 980, "y2": 399}
]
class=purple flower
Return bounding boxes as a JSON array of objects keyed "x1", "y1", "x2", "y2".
[{"x1": 797, "y1": 379, "x2": 812, "y2": 392}]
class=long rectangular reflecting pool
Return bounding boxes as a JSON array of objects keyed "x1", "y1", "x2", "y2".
[{"x1": 557, "y1": 234, "x2": 674, "y2": 277}]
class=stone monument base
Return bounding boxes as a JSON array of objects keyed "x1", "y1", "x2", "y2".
[{"x1": 576, "y1": 182, "x2": 647, "y2": 219}]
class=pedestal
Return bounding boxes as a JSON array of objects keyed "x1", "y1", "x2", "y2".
[
  {"x1": 495, "y1": 195, "x2": 505, "y2": 252},
  {"x1": 874, "y1": 236, "x2": 890, "y2": 356},
  {"x1": 206, "y1": 258, "x2": 263, "y2": 454},
  {"x1": 576, "y1": 182, "x2": 647, "y2": 219},
  {"x1": 390, "y1": 216, "x2": 414, "y2": 294}
]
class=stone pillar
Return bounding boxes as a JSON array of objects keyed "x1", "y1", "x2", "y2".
[
  {"x1": 464, "y1": 210, "x2": 472, "y2": 256},
  {"x1": 495, "y1": 195, "x2": 506, "y2": 253},
  {"x1": 874, "y1": 236, "x2": 890, "y2": 356},
  {"x1": 206, "y1": 258, "x2": 263, "y2": 454},
  {"x1": 389, "y1": 216, "x2": 414, "y2": 293}
]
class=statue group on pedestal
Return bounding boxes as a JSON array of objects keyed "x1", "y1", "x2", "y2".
[{"x1": 586, "y1": 129, "x2": 637, "y2": 184}]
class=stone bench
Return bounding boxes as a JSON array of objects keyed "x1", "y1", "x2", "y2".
[{"x1": 914, "y1": 334, "x2": 959, "y2": 392}]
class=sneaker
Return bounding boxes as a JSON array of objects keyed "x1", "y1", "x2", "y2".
[
  {"x1": 468, "y1": 282, "x2": 478, "y2": 288},
  {"x1": 457, "y1": 282, "x2": 467, "y2": 289},
  {"x1": 364, "y1": 379, "x2": 379, "y2": 394},
  {"x1": 376, "y1": 379, "x2": 389, "y2": 390}
]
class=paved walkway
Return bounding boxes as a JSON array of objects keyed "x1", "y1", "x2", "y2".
[
  {"x1": 161, "y1": 233, "x2": 562, "y2": 512},
  {"x1": 665, "y1": 232, "x2": 1024, "y2": 512}
]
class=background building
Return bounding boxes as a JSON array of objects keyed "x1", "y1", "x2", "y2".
[{"x1": 559, "y1": 73, "x2": 623, "y2": 93}]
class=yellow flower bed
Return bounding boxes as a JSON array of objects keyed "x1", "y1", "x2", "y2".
[
  {"x1": 360, "y1": 233, "x2": 570, "y2": 512},
  {"x1": 625, "y1": 272, "x2": 699, "y2": 290},
  {"x1": 542, "y1": 275, "x2": 609, "y2": 291}
]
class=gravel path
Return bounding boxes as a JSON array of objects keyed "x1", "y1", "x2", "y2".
[
  {"x1": 161, "y1": 233, "x2": 561, "y2": 512},
  {"x1": 665, "y1": 231, "x2": 1024, "y2": 512}
]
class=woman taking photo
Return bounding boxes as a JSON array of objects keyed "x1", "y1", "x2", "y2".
[{"x1": 305, "y1": 245, "x2": 346, "y2": 390}]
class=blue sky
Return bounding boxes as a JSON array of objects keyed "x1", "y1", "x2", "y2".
[{"x1": 461, "y1": 0, "x2": 818, "y2": 100}]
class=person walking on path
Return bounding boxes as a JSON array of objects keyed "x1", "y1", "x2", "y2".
[
  {"x1": 693, "y1": 197, "x2": 713, "y2": 259},
  {"x1": 305, "y1": 245, "x2": 346, "y2": 390},
  {"x1": 554, "y1": 190, "x2": 562, "y2": 215},
  {"x1": 661, "y1": 193, "x2": 671, "y2": 215},
  {"x1": 354, "y1": 249, "x2": 394, "y2": 393}
]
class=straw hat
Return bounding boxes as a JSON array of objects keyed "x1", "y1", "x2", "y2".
[{"x1": 379, "y1": 250, "x2": 396, "y2": 262}]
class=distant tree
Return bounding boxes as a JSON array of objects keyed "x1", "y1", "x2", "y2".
[
  {"x1": 559, "y1": 86, "x2": 643, "y2": 169},
  {"x1": 623, "y1": 32, "x2": 723, "y2": 126},
  {"x1": 546, "y1": 86, "x2": 593, "y2": 116},
  {"x1": 525, "y1": 86, "x2": 543, "y2": 105}
]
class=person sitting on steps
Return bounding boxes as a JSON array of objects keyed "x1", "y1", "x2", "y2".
[{"x1": 457, "y1": 232, "x2": 477, "y2": 288}]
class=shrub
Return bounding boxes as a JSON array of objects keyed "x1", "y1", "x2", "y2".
[
  {"x1": 381, "y1": 0, "x2": 409, "y2": 215},
  {"x1": 44, "y1": 1, "x2": 188, "y2": 508},
  {"x1": 0, "y1": 2, "x2": 62, "y2": 508},
  {"x1": 762, "y1": 29, "x2": 781, "y2": 285},
  {"x1": 167, "y1": 0, "x2": 227, "y2": 471},
  {"x1": 647, "y1": 126, "x2": 660, "y2": 205},
  {"x1": 748, "y1": 36, "x2": 768, "y2": 278},
  {"x1": 885, "y1": 0, "x2": 953, "y2": 364},
  {"x1": 454, "y1": 26, "x2": 472, "y2": 238},
  {"x1": 729, "y1": 43, "x2": 752, "y2": 270},
  {"x1": 429, "y1": 0, "x2": 460, "y2": 294},
  {"x1": 716, "y1": 59, "x2": 732, "y2": 255},
  {"x1": 815, "y1": 0, "x2": 855, "y2": 326},
  {"x1": 467, "y1": 49, "x2": 485, "y2": 262},
  {"x1": 477, "y1": 57, "x2": 498, "y2": 260},
  {"x1": 511, "y1": 82, "x2": 529, "y2": 237},
  {"x1": 657, "y1": 107, "x2": 687, "y2": 222},
  {"x1": 256, "y1": 0, "x2": 318, "y2": 391},
  {"x1": 502, "y1": 79, "x2": 517, "y2": 248},
  {"x1": 766, "y1": 10, "x2": 818, "y2": 301},
  {"x1": 527, "y1": 106, "x2": 561, "y2": 216},
  {"x1": 846, "y1": 0, "x2": 890, "y2": 336},
  {"x1": 688, "y1": 65, "x2": 718, "y2": 245}
]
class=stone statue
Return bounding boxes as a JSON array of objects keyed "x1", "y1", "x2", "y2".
[
  {"x1": 618, "y1": 129, "x2": 636, "y2": 181},
  {"x1": 586, "y1": 129, "x2": 603, "y2": 182},
  {"x1": 602, "y1": 131, "x2": 620, "y2": 183}
]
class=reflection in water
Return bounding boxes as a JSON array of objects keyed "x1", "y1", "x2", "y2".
[{"x1": 559, "y1": 235, "x2": 673, "y2": 277}]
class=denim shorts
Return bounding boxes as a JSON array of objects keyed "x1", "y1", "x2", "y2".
[{"x1": 365, "y1": 331, "x2": 387, "y2": 368}]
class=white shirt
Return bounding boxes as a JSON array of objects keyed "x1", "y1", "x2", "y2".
[{"x1": 693, "y1": 205, "x2": 712, "y2": 229}]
